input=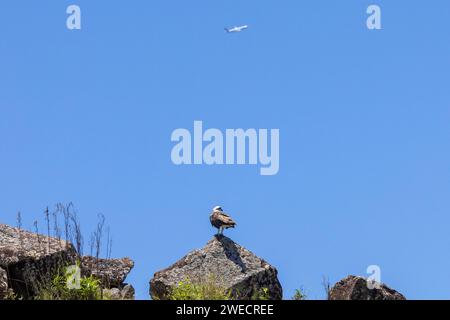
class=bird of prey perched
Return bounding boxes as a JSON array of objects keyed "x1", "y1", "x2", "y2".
[
  {"x1": 210, "y1": 206, "x2": 237, "y2": 235},
  {"x1": 225, "y1": 25, "x2": 249, "y2": 33}
]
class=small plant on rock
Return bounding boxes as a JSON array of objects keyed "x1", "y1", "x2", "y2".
[
  {"x1": 169, "y1": 276, "x2": 232, "y2": 300},
  {"x1": 251, "y1": 287, "x2": 270, "y2": 300},
  {"x1": 292, "y1": 287, "x2": 307, "y2": 300},
  {"x1": 35, "y1": 264, "x2": 102, "y2": 300}
]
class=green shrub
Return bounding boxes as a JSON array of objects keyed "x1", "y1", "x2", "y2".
[
  {"x1": 168, "y1": 277, "x2": 274, "y2": 301},
  {"x1": 251, "y1": 287, "x2": 270, "y2": 300},
  {"x1": 169, "y1": 277, "x2": 232, "y2": 300},
  {"x1": 35, "y1": 265, "x2": 102, "y2": 300},
  {"x1": 292, "y1": 288, "x2": 307, "y2": 300}
]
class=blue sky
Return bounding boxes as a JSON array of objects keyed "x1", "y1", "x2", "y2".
[{"x1": 1, "y1": 0, "x2": 450, "y2": 299}]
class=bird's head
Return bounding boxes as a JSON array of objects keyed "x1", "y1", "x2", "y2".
[{"x1": 213, "y1": 206, "x2": 223, "y2": 212}]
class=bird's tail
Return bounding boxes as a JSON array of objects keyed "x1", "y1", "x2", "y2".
[{"x1": 224, "y1": 28, "x2": 230, "y2": 33}]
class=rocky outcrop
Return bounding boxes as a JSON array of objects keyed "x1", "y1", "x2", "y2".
[
  {"x1": 0, "y1": 267, "x2": 8, "y2": 299},
  {"x1": 150, "y1": 235, "x2": 282, "y2": 300},
  {"x1": 81, "y1": 256, "x2": 134, "y2": 288},
  {"x1": 329, "y1": 275, "x2": 406, "y2": 300},
  {"x1": 81, "y1": 256, "x2": 135, "y2": 299},
  {"x1": 0, "y1": 223, "x2": 77, "y2": 298},
  {"x1": 0, "y1": 223, "x2": 135, "y2": 299}
]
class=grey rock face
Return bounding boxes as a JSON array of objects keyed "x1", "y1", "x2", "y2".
[
  {"x1": 0, "y1": 223, "x2": 77, "y2": 298},
  {"x1": 0, "y1": 267, "x2": 8, "y2": 300},
  {"x1": 150, "y1": 235, "x2": 282, "y2": 300},
  {"x1": 329, "y1": 275, "x2": 406, "y2": 300},
  {"x1": 80, "y1": 256, "x2": 134, "y2": 288}
]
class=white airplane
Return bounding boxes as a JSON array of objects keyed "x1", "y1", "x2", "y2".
[{"x1": 225, "y1": 25, "x2": 249, "y2": 33}]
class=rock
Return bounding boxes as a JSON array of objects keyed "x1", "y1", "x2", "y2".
[
  {"x1": 329, "y1": 275, "x2": 406, "y2": 300},
  {"x1": 150, "y1": 235, "x2": 282, "y2": 300},
  {"x1": 0, "y1": 267, "x2": 8, "y2": 300},
  {"x1": 80, "y1": 256, "x2": 134, "y2": 288},
  {"x1": 103, "y1": 284, "x2": 135, "y2": 300},
  {"x1": 0, "y1": 223, "x2": 77, "y2": 298}
]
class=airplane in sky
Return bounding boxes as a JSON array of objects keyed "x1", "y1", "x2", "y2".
[{"x1": 225, "y1": 25, "x2": 249, "y2": 33}]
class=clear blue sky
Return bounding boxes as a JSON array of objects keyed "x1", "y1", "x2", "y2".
[{"x1": 1, "y1": 0, "x2": 450, "y2": 300}]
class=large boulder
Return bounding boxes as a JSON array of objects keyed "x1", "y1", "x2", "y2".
[
  {"x1": 0, "y1": 267, "x2": 8, "y2": 299},
  {"x1": 0, "y1": 223, "x2": 77, "y2": 298},
  {"x1": 80, "y1": 256, "x2": 135, "y2": 299},
  {"x1": 329, "y1": 275, "x2": 406, "y2": 300},
  {"x1": 150, "y1": 235, "x2": 283, "y2": 300},
  {"x1": 80, "y1": 256, "x2": 134, "y2": 288}
]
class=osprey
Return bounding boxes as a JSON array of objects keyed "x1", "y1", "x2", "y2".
[
  {"x1": 225, "y1": 25, "x2": 249, "y2": 33},
  {"x1": 210, "y1": 206, "x2": 237, "y2": 235}
]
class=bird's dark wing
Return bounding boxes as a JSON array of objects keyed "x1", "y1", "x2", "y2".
[{"x1": 215, "y1": 212, "x2": 236, "y2": 227}]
